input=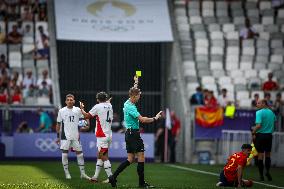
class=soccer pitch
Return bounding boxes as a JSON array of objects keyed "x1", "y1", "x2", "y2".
[{"x1": 0, "y1": 161, "x2": 284, "y2": 189}]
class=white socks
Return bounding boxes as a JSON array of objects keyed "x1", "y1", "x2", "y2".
[
  {"x1": 93, "y1": 159, "x2": 103, "y2": 179},
  {"x1": 77, "y1": 153, "x2": 85, "y2": 175},
  {"x1": 104, "y1": 160, "x2": 113, "y2": 177},
  {"x1": 62, "y1": 153, "x2": 69, "y2": 174}
]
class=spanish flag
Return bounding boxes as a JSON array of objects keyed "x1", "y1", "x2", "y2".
[{"x1": 195, "y1": 107, "x2": 224, "y2": 128}]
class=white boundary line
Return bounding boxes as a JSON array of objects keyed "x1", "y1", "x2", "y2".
[{"x1": 166, "y1": 164, "x2": 284, "y2": 189}]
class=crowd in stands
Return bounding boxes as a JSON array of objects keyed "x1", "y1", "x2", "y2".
[
  {"x1": 0, "y1": 0, "x2": 51, "y2": 105},
  {"x1": 190, "y1": 72, "x2": 284, "y2": 116}
]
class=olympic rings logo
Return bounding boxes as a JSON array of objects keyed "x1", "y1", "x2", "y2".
[{"x1": 35, "y1": 138, "x2": 58, "y2": 152}]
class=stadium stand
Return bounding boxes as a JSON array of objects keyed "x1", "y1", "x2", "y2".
[
  {"x1": 175, "y1": 0, "x2": 284, "y2": 108},
  {"x1": 0, "y1": 0, "x2": 51, "y2": 105}
]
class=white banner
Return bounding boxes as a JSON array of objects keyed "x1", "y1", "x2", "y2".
[{"x1": 55, "y1": 0, "x2": 173, "y2": 42}]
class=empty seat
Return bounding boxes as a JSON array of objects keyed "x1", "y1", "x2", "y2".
[
  {"x1": 212, "y1": 69, "x2": 226, "y2": 77},
  {"x1": 242, "y1": 47, "x2": 255, "y2": 56},
  {"x1": 244, "y1": 70, "x2": 257, "y2": 78},
  {"x1": 211, "y1": 39, "x2": 225, "y2": 47},
  {"x1": 222, "y1": 24, "x2": 235, "y2": 33},
  {"x1": 202, "y1": 9, "x2": 214, "y2": 17},
  {"x1": 239, "y1": 99, "x2": 252, "y2": 108},
  {"x1": 242, "y1": 39, "x2": 254, "y2": 47},
  {"x1": 190, "y1": 16, "x2": 202, "y2": 24},
  {"x1": 240, "y1": 62, "x2": 253, "y2": 70},
  {"x1": 259, "y1": 1, "x2": 272, "y2": 10},
  {"x1": 218, "y1": 76, "x2": 232, "y2": 85},
  {"x1": 254, "y1": 62, "x2": 267, "y2": 70},
  {"x1": 211, "y1": 46, "x2": 224, "y2": 55},
  {"x1": 9, "y1": 51, "x2": 22, "y2": 68},
  {"x1": 236, "y1": 91, "x2": 250, "y2": 100},
  {"x1": 257, "y1": 47, "x2": 269, "y2": 56},
  {"x1": 210, "y1": 31, "x2": 224, "y2": 39},
  {"x1": 259, "y1": 69, "x2": 272, "y2": 80},
  {"x1": 234, "y1": 77, "x2": 247, "y2": 85},
  {"x1": 227, "y1": 46, "x2": 240, "y2": 55},
  {"x1": 255, "y1": 55, "x2": 269, "y2": 63},
  {"x1": 208, "y1": 24, "x2": 221, "y2": 32},
  {"x1": 271, "y1": 39, "x2": 283, "y2": 48},
  {"x1": 270, "y1": 54, "x2": 283, "y2": 63},
  {"x1": 230, "y1": 70, "x2": 243, "y2": 78},
  {"x1": 247, "y1": 9, "x2": 259, "y2": 17},
  {"x1": 268, "y1": 63, "x2": 281, "y2": 71},
  {"x1": 202, "y1": 76, "x2": 215, "y2": 85},
  {"x1": 256, "y1": 39, "x2": 269, "y2": 48},
  {"x1": 196, "y1": 39, "x2": 209, "y2": 47},
  {"x1": 226, "y1": 31, "x2": 239, "y2": 40},
  {"x1": 210, "y1": 61, "x2": 223, "y2": 70}
]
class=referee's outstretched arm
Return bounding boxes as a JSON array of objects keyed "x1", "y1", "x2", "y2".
[{"x1": 138, "y1": 111, "x2": 163, "y2": 123}]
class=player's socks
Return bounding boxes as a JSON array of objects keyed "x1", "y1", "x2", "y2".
[
  {"x1": 258, "y1": 160, "x2": 264, "y2": 181},
  {"x1": 113, "y1": 160, "x2": 130, "y2": 179},
  {"x1": 76, "y1": 153, "x2": 86, "y2": 175},
  {"x1": 265, "y1": 157, "x2": 272, "y2": 181},
  {"x1": 93, "y1": 159, "x2": 103, "y2": 179},
  {"x1": 62, "y1": 153, "x2": 70, "y2": 176},
  {"x1": 104, "y1": 160, "x2": 113, "y2": 177},
  {"x1": 137, "y1": 162, "x2": 145, "y2": 186}
]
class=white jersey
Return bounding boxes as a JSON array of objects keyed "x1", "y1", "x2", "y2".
[
  {"x1": 89, "y1": 102, "x2": 113, "y2": 137},
  {"x1": 57, "y1": 106, "x2": 83, "y2": 140}
]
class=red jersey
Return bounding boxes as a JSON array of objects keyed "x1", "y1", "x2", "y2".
[
  {"x1": 223, "y1": 152, "x2": 247, "y2": 182},
  {"x1": 262, "y1": 81, "x2": 278, "y2": 91}
]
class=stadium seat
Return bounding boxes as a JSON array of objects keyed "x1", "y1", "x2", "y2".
[
  {"x1": 208, "y1": 23, "x2": 221, "y2": 32},
  {"x1": 230, "y1": 70, "x2": 243, "y2": 78},
  {"x1": 244, "y1": 70, "x2": 258, "y2": 79},
  {"x1": 270, "y1": 54, "x2": 283, "y2": 63},
  {"x1": 9, "y1": 51, "x2": 22, "y2": 68},
  {"x1": 259, "y1": 1, "x2": 272, "y2": 11},
  {"x1": 251, "y1": 90, "x2": 264, "y2": 99},
  {"x1": 222, "y1": 24, "x2": 235, "y2": 33},
  {"x1": 211, "y1": 46, "x2": 224, "y2": 55},
  {"x1": 259, "y1": 69, "x2": 272, "y2": 80},
  {"x1": 239, "y1": 99, "x2": 252, "y2": 108},
  {"x1": 236, "y1": 91, "x2": 250, "y2": 100}
]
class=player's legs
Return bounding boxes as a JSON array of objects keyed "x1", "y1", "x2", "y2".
[
  {"x1": 71, "y1": 140, "x2": 89, "y2": 179},
  {"x1": 255, "y1": 134, "x2": 265, "y2": 181},
  {"x1": 60, "y1": 140, "x2": 71, "y2": 179},
  {"x1": 264, "y1": 134, "x2": 273, "y2": 181},
  {"x1": 92, "y1": 137, "x2": 112, "y2": 182}
]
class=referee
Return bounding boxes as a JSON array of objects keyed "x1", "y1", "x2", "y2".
[
  {"x1": 109, "y1": 75, "x2": 162, "y2": 188},
  {"x1": 252, "y1": 99, "x2": 276, "y2": 181}
]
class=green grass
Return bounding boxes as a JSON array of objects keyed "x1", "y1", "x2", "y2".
[{"x1": 0, "y1": 161, "x2": 283, "y2": 189}]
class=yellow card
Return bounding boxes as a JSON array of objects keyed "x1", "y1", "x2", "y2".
[{"x1": 136, "y1": 71, "x2": 142, "y2": 77}]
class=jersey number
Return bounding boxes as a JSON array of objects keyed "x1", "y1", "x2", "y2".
[
  {"x1": 69, "y1": 116, "x2": 74, "y2": 122},
  {"x1": 226, "y1": 157, "x2": 236, "y2": 170},
  {"x1": 106, "y1": 111, "x2": 111, "y2": 123}
]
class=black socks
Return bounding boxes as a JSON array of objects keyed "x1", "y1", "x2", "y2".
[
  {"x1": 258, "y1": 160, "x2": 264, "y2": 178},
  {"x1": 113, "y1": 160, "x2": 130, "y2": 179},
  {"x1": 137, "y1": 162, "x2": 145, "y2": 186}
]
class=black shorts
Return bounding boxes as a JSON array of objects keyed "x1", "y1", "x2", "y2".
[
  {"x1": 219, "y1": 170, "x2": 237, "y2": 187},
  {"x1": 125, "y1": 129, "x2": 145, "y2": 153},
  {"x1": 255, "y1": 133, "x2": 273, "y2": 153}
]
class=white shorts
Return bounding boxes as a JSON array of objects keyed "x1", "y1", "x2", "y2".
[
  {"x1": 60, "y1": 140, "x2": 82, "y2": 152},
  {"x1": 97, "y1": 136, "x2": 112, "y2": 151}
]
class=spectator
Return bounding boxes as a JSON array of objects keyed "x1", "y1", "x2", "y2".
[
  {"x1": 240, "y1": 18, "x2": 259, "y2": 40},
  {"x1": 0, "y1": 24, "x2": 5, "y2": 43},
  {"x1": 22, "y1": 23, "x2": 33, "y2": 37},
  {"x1": 21, "y1": 5, "x2": 33, "y2": 21},
  {"x1": 0, "y1": 87, "x2": 7, "y2": 104},
  {"x1": 35, "y1": 25, "x2": 49, "y2": 59},
  {"x1": 10, "y1": 71, "x2": 22, "y2": 87},
  {"x1": 0, "y1": 55, "x2": 10, "y2": 77},
  {"x1": 0, "y1": 69, "x2": 9, "y2": 90},
  {"x1": 11, "y1": 86, "x2": 22, "y2": 104},
  {"x1": 0, "y1": 0, "x2": 7, "y2": 20},
  {"x1": 170, "y1": 111, "x2": 181, "y2": 163},
  {"x1": 264, "y1": 93, "x2": 273, "y2": 107},
  {"x1": 262, "y1": 72, "x2": 279, "y2": 91},
  {"x1": 36, "y1": 108, "x2": 52, "y2": 133},
  {"x1": 7, "y1": 24, "x2": 22, "y2": 44},
  {"x1": 16, "y1": 121, "x2": 33, "y2": 133},
  {"x1": 251, "y1": 93, "x2": 260, "y2": 108},
  {"x1": 38, "y1": 6, "x2": 47, "y2": 21},
  {"x1": 7, "y1": 5, "x2": 19, "y2": 21},
  {"x1": 274, "y1": 93, "x2": 284, "y2": 114},
  {"x1": 111, "y1": 113, "x2": 123, "y2": 132},
  {"x1": 204, "y1": 90, "x2": 218, "y2": 108},
  {"x1": 190, "y1": 86, "x2": 204, "y2": 105},
  {"x1": 22, "y1": 70, "x2": 36, "y2": 98},
  {"x1": 218, "y1": 88, "x2": 231, "y2": 108}
]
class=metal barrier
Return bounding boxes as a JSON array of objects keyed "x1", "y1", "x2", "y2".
[{"x1": 222, "y1": 130, "x2": 284, "y2": 167}]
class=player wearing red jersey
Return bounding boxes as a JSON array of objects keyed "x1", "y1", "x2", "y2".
[{"x1": 216, "y1": 144, "x2": 253, "y2": 188}]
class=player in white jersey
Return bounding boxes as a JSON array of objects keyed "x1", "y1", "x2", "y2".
[
  {"x1": 79, "y1": 91, "x2": 113, "y2": 183},
  {"x1": 56, "y1": 94, "x2": 90, "y2": 180}
]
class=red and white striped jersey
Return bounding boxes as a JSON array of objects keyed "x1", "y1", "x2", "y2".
[{"x1": 88, "y1": 102, "x2": 113, "y2": 137}]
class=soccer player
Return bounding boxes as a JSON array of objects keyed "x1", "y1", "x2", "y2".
[
  {"x1": 56, "y1": 94, "x2": 90, "y2": 180},
  {"x1": 216, "y1": 144, "x2": 253, "y2": 188},
  {"x1": 79, "y1": 92, "x2": 113, "y2": 182},
  {"x1": 108, "y1": 75, "x2": 162, "y2": 188},
  {"x1": 252, "y1": 99, "x2": 276, "y2": 181}
]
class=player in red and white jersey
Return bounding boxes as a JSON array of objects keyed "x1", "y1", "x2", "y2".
[
  {"x1": 80, "y1": 91, "x2": 113, "y2": 183},
  {"x1": 56, "y1": 94, "x2": 90, "y2": 180},
  {"x1": 216, "y1": 144, "x2": 253, "y2": 188}
]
